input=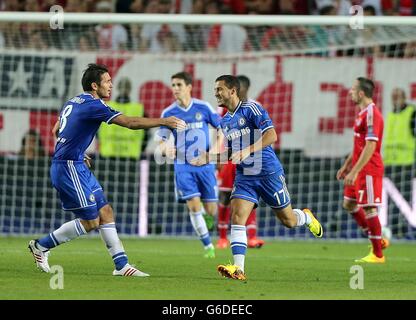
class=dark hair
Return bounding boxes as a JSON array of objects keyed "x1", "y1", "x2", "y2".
[
  {"x1": 319, "y1": 5, "x2": 335, "y2": 15},
  {"x1": 118, "y1": 77, "x2": 132, "y2": 92},
  {"x1": 357, "y1": 77, "x2": 375, "y2": 98},
  {"x1": 19, "y1": 129, "x2": 47, "y2": 158},
  {"x1": 81, "y1": 63, "x2": 109, "y2": 91},
  {"x1": 215, "y1": 75, "x2": 240, "y2": 95},
  {"x1": 171, "y1": 71, "x2": 193, "y2": 85},
  {"x1": 363, "y1": 5, "x2": 376, "y2": 16},
  {"x1": 237, "y1": 75, "x2": 250, "y2": 90}
]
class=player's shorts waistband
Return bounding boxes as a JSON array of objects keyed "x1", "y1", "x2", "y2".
[{"x1": 52, "y1": 160, "x2": 84, "y2": 164}]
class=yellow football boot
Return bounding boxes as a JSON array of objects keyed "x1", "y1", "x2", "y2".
[
  {"x1": 355, "y1": 251, "x2": 385, "y2": 264},
  {"x1": 304, "y1": 209, "x2": 323, "y2": 238},
  {"x1": 217, "y1": 264, "x2": 246, "y2": 281}
]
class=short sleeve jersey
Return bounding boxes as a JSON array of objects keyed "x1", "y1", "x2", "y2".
[
  {"x1": 53, "y1": 93, "x2": 121, "y2": 161},
  {"x1": 158, "y1": 98, "x2": 221, "y2": 173},
  {"x1": 220, "y1": 100, "x2": 283, "y2": 179},
  {"x1": 352, "y1": 103, "x2": 384, "y2": 176}
]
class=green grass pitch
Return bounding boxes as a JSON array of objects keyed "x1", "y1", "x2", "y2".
[{"x1": 1, "y1": 237, "x2": 415, "y2": 300}]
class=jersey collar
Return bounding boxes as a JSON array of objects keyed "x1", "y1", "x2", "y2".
[
  {"x1": 82, "y1": 92, "x2": 94, "y2": 98},
  {"x1": 176, "y1": 98, "x2": 194, "y2": 112},
  {"x1": 226, "y1": 100, "x2": 242, "y2": 118},
  {"x1": 359, "y1": 102, "x2": 375, "y2": 116}
]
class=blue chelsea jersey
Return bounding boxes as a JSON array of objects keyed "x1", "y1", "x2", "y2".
[
  {"x1": 53, "y1": 93, "x2": 121, "y2": 161},
  {"x1": 158, "y1": 98, "x2": 221, "y2": 173},
  {"x1": 221, "y1": 100, "x2": 283, "y2": 179}
]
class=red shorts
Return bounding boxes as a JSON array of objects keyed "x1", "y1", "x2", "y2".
[
  {"x1": 218, "y1": 161, "x2": 236, "y2": 191},
  {"x1": 344, "y1": 174, "x2": 383, "y2": 207}
]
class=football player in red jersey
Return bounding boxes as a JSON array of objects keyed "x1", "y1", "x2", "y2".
[{"x1": 337, "y1": 77, "x2": 387, "y2": 263}]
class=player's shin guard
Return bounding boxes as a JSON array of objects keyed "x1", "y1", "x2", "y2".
[
  {"x1": 38, "y1": 218, "x2": 87, "y2": 250},
  {"x1": 365, "y1": 213, "x2": 383, "y2": 258},
  {"x1": 99, "y1": 223, "x2": 128, "y2": 270},
  {"x1": 230, "y1": 225, "x2": 247, "y2": 272}
]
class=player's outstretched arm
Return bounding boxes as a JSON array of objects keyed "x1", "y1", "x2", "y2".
[
  {"x1": 112, "y1": 114, "x2": 186, "y2": 130},
  {"x1": 190, "y1": 150, "x2": 229, "y2": 166}
]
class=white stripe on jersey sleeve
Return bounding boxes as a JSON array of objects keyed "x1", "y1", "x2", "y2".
[
  {"x1": 106, "y1": 112, "x2": 122, "y2": 124},
  {"x1": 261, "y1": 125, "x2": 275, "y2": 133},
  {"x1": 246, "y1": 101, "x2": 262, "y2": 115},
  {"x1": 366, "y1": 104, "x2": 374, "y2": 126}
]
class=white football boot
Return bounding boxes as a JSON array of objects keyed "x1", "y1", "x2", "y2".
[
  {"x1": 112, "y1": 263, "x2": 150, "y2": 277},
  {"x1": 28, "y1": 240, "x2": 51, "y2": 273}
]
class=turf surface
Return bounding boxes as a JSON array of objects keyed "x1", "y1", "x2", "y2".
[{"x1": 1, "y1": 237, "x2": 415, "y2": 300}]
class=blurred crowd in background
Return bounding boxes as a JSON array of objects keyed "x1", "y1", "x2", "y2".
[
  {"x1": 1, "y1": 0, "x2": 415, "y2": 16},
  {"x1": 0, "y1": 0, "x2": 415, "y2": 54}
]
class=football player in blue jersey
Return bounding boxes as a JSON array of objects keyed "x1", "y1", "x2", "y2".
[
  {"x1": 193, "y1": 75, "x2": 323, "y2": 280},
  {"x1": 28, "y1": 63, "x2": 186, "y2": 277},
  {"x1": 157, "y1": 72, "x2": 222, "y2": 258}
]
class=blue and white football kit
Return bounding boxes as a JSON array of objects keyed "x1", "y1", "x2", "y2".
[
  {"x1": 30, "y1": 92, "x2": 151, "y2": 277},
  {"x1": 221, "y1": 100, "x2": 291, "y2": 209},
  {"x1": 216, "y1": 100, "x2": 323, "y2": 279},
  {"x1": 51, "y1": 93, "x2": 121, "y2": 220},
  {"x1": 159, "y1": 98, "x2": 221, "y2": 202}
]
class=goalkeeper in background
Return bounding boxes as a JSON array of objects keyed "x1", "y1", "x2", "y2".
[
  {"x1": 28, "y1": 63, "x2": 185, "y2": 276},
  {"x1": 217, "y1": 75, "x2": 265, "y2": 249},
  {"x1": 157, "y1": 71, "x2": 221, "y2": 259}
]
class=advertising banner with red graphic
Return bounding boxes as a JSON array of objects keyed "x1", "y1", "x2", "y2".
[{"x1": 1, "y1": 52, "x2": 416, "y2": 157}]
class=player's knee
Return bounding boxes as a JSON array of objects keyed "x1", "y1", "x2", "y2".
[
  {"x1": 204, "y1": 204, "x2": 217, "y2": 216},
  {"x1": 230, "y1": 211, "x2": 248, "y2": 225},
  {"x1": 99, "y1": 204, "x2": 115, "y2": 224}
]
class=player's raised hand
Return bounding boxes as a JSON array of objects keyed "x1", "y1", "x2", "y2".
[{"x1": 164, "y1": 116, "x2": 186, "y2": 130}]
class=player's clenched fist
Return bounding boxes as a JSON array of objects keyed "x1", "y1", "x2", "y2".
[{"x1": 164, "y1": 116, "x2": 186, "y2": 130}]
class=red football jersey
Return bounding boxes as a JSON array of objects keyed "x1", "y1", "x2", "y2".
[{"x1": 352, "y1": 103, "x2": 384, "y2": 176}]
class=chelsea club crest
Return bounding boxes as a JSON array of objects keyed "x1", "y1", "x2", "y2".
[
  {"x1": 195, "y1": 112, "x2": 202, "y2": 121},
  {"x1": 238, "y1": 117, "x2": 246, "y2": 126}
]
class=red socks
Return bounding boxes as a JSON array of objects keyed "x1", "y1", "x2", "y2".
[
  {"x1": 246, "y1": 210, "x2": 257, "y2": 239},
  {"x1": 366, "y1": 214, "x2": 383, "y2": 258},
  {"x1": 218, "y1": 204, "x2": 231, "y2": 239}
]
